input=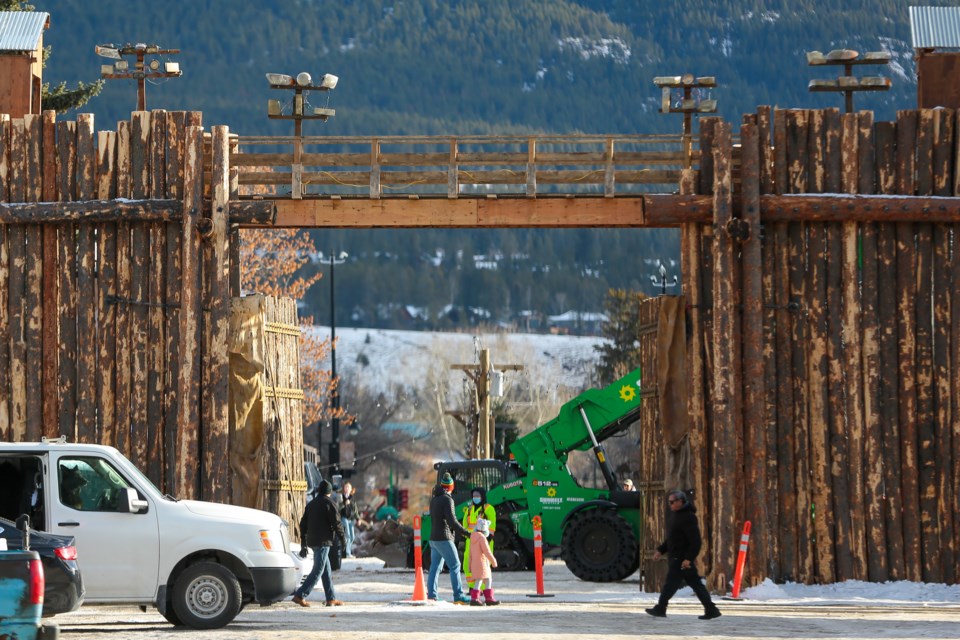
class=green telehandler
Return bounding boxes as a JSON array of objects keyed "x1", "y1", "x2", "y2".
[{"x1": 418, "y1": 367, "x2": 644, "y2": 582}]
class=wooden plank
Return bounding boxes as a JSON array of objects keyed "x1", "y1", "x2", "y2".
[
  {"x1": 739, "y1": 122, "x2": 767, "y2": 584},
  {"x1": 96, "y1": 130, "x2": 117, "y2": 446},
  {"x1": 147, "y1": 110, "x2": 166, "y2": 487},
  {"x1": 875, "y1": 121, "x2": 905, "y2": 579},
  {"x1": 40, "y1": 111, "x2": 58, "y2": 440},
  {"x1": 8, "y1": 119, "x2": 26, "y2": 439},
  {"x1": 0, "y1": 199, "x2": 273, "y2": 224},
  {"x1": 177, "y1": 124, "x2": 203, "y2": 500},
  {"x1": 369, "y1": 138, "x2": 380, "y2": 199},
  {"x1": 526, "y1": 137, "x2": 536, "y2": 197},
  {"x1": 932, "y1": 109, "x2": 956, "y2": 584},
  {"x1": 56, "y1": 120, "x2": 77, "y2": 440},
  {"x1": 24, "y1": 114, "x2": 42, "y2": 441},
  {"x1": 698, "y1": 117, "x2": 718, "y2": 195},
  {"x1": 914, "y1": 109, "x2": 939, "y2": 582},
  {"x1": 130, "y1": 111, "x2": 151, "y2": 474},
  {"x1": 708, "y1": 120, "x2": 736, "y2": 592},
  {"x1": 0, "y1": 115, "x2": 10, "y2": 438},
  {"x1": 203, "y1": 125, "x2": 231, "y2": 502},
  {"x1": 114, "y1": 120, "x2": 132, "y2": 457},
  {"x1": 75, "y1": 114, "x2": 97, "y2": 442},
  {"x1": 858, "y1": 111, "x2": 888, "y2": 582},
  {"x1": 164, "y1": 111, "x2": 185, "y2": 493},
  {"x1": 952, "y1": 109, "x2": 960, "y2": 580},
  {"x1": 895, "y1": 110, "x2": 922, "y2": 582}
]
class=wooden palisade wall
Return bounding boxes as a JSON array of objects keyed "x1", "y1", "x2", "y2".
[
  {"x1": 0, "y1": 110, "x2": 270, "y2": 505},
  {"x1": 687, "y1": 107, "x2": 959, "y2": 589}
]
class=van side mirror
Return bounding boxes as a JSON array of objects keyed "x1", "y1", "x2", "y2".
[{"x1": 125, "y1": 487, "x2": 149, "y2": 514}]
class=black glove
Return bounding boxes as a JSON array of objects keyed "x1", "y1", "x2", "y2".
[{"x1": 298, "y1": 545, "x2": 309, "y2": 558}]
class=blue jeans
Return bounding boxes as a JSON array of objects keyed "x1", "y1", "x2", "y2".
[
  {"x1": 427, "y1": 539, "x2": 466, "y2": 601},
  {"x1": 341, "y1": 517, "x2": 355, "y2": 556},
  {"x1": 294, "y1": 545, "x2": 337, "y2": 601}
]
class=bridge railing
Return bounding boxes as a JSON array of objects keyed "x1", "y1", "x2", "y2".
[{"x1": 226, "y1": 134, "x2": 697, "y2": 199}]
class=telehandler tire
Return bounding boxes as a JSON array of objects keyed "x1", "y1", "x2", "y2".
[{"x1": 561, "y1": 509, "x2": 637, "y2": 582}]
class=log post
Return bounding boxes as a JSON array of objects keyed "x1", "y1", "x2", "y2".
[
  {"x1": 40, "y1": 111, "x2": 58, "y2": 440},
  {"x1": 75, "y1": 113, "x2": 97, "y2": 442}
]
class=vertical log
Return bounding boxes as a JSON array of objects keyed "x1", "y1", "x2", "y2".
[
  {"x1": 129, "y1": 111, "x2": 150, "y2": 475},
  {"x1": 787, "y1": 110, "x2": 813, "y2": 584},
  {"x1": 709, "y1": 120, "x2": 736, "y2": 592},
  {"x1": 24, "y1": 114, "x2": 43, "y2": 441},
  {"x1": 759, "y1": 106, "x2": 780, "y2": 582},
  {"x1": 164, "y1": 111, "x2": 185, "y2": 494},
  {"x1": 952, "y1": 109, "x2": 960, "y2": 578},
  {"x1": 147, "y1": 110, "x2": 166, "y2": 487},
  {"x1": 875, "y1": 121, "x2": 905, "y2": 579},
  {"x1": 0, "y1": 114, "x2": 10, "y2": 438},
  {"x1": 932, "y1": 109, "x2": 955, "y2": 584},
  {"x1": 56, "y1": 120, "x2": 77, "y2": 440},
  {"x1": 859, "y1": 111, "x2": 889, "y2": 582},
  {"x1": 96, "y1": 131, "x2": 117, "y2": 446},
  {"x1": 740, "y1": 122, "x2": 767, "y2": 585},
  {"x1": 774, "y1": 109, "x2": 788, "y2": 196},
  {"x1": 114, "y1": 121, "x2": 132, "y2": 457},
  {"x1": 805, "y1": 110, "x2": 836, "y2": 585},
  {"x1": 841, "y1": 112, "x2": 868, "y2": 581},
  {"x1": 698, "y1": 118, "x2": 718, "y2": 195},
  {"x1": 915, "y1": 109, "x2": 939, "y2": 582},
  {"x1": 895, "y1": 110, "x2": 922, "y2": 582},
  {"x1": 177, "y1": 124, "x2": 203, "y2": 500},
  {"x1": 8, "y1": 119, "x2": 26, "y2": 439},
  {"x1": 75, "y1": 114, "x2": 97, "y2": 442},
  {"x1": 203, "y1": 125, "x2": 231, "y2": 502},
  {"x1": 40, "y1": 111, "x2": 58, "y2": 439}
]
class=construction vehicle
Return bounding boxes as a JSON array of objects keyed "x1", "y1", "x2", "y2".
[{"x1": 419, "y1": 367, "x2": 643, "y2": 582}]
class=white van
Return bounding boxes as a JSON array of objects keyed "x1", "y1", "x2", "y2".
[{"x1": 0, "y1": 438, "x2": 298, "y2": 629}]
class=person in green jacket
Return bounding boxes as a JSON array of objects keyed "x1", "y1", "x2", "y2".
[{"x1": 461, "y1": 486, "x2": 496, "y2": 590}]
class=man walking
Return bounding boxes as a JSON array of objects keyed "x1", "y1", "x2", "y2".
[
  {"x1": 427, "y1": 473, "x2": 472, "y2": 604},
  {"x1": 645, "y1": 490, "x2": 721, "y2": 620},
  {"x1": 292, "y1": 479, "x2": 346, "y2": 607}
]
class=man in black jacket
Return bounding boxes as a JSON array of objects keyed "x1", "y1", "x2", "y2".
[
  {"x1": 645, "y1": 490, "x2": 721, "y2": 620},
  {"x1": 426, "y1": 473, "x2": 472, "y2": 604},
  {"x1": 292, "y1": 480, "x2": 346, "y2": 607}
]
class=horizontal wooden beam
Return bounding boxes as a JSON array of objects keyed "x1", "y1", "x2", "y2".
[
  {"x1": 0, "y1": 199, "x2": 276, "y2": 225},
  {"x1": 259, "y1": 193, "x2": 960, "y2": 228}
]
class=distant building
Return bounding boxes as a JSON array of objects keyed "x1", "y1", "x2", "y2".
[
  {"x1": 910, "y1": 6, "x2": 960, "y2": 108},
  {"x1": 0, "y1": 11, "x2": 49, "y2": 117},
  {"x1": 546, "y1": 310, "x2": 609, "y2": 336}
]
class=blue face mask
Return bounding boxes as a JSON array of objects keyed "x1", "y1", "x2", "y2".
[{"x1": 472, "y1": 496, "x2": 481, "y2": 505}]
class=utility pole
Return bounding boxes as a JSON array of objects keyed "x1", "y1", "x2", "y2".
[
  {"x1": 96, "y1": 43, "x2": 182, "y2": 111},
  {"x1": 653, "y1": 74, "x2": 717, "y2": 169},
  {"x1": 806, "y1": 49, "x2": 891, "y2": 113},
  {"x1": 449, "y1": 348, "x2": 523, "y2": 459}
]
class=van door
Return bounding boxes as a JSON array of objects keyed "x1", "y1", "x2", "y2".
[{"x1": 47, "y1": 453, "x2": 160, "y2": 600}]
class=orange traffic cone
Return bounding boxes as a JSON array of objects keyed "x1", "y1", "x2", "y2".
[{"x1": 411, "y1": 566, "x2": 427, "y2": 601}]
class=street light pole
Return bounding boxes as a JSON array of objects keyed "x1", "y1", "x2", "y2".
[
  {"x1": 329, "y1": 251, "x2": 339, "y2": 475},
  {"x1": 318, "y1": 251, "x2": 348, "y2": 473}
]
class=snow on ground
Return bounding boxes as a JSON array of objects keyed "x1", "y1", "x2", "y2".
[
  {"x1": 305, "y1": 326, "x2": 605, "y2": 399},
  {"x1": 55, "y1": 557, "x2": 960, "y2": 639}
]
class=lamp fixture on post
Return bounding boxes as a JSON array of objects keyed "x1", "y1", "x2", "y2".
[
  {"x1": 266, "y1": 71, "x2": 339, "y2": 199},
  {"x1": 653, "y1": 74, "x2": 718, "y2": 169},
  {"x1": 315, "y1": 250, "x2": 348, "y2": 474},
  {"x1": 650, "y1": 260, "x2": 679, "y2": 296},
  {"x1": 96, "y1": 43, "x2": 182, "y2": 111},
  {"x1": 806, "y1": 49, "x2": 891, "y2": 113}
]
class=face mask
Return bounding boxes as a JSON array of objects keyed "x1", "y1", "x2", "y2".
[{"x1": 472, "y1": 496, "x2": 481, "y2": 505}]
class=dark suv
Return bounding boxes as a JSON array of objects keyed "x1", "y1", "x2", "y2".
[{"x1": 0, "y1": 516, "x2": 85, "y2": 616}]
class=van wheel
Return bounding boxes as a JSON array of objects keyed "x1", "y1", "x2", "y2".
[
  {"x1": 171, "y1": 561, "x2": 242, "y2": 629},
  {"x1": 160, "y1": 605, "x2": 184, "y2": 626}
]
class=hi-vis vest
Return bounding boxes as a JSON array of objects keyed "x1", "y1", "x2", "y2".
[{"x1": 462, "y1": 503, "x2": 496, "y2": 532}]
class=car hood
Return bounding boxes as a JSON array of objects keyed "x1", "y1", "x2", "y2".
[{"x1": 180, "y1": 500, "x2": 283, "y2": 527}]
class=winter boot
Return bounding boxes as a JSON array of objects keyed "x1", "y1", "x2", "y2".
[
  {"x1": 482, "y1": 588, "x2": 500, "y2": 606},
  {"x1": 469, "y1": 589, "x2": 483, "y2": 606},
  {"x1": 645, "y1": 606, "x2": 667, "y2": 618},
  {"x1": 699, "y1": 606, "x2": 722, "y2": 620}
]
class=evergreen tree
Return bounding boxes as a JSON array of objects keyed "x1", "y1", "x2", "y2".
[
  {"x1": 594, "y1": 288, "x2": 646, "y2": 385},
  {"x1": 1, "y1": 0, "x2": 103, "y2": 112}
]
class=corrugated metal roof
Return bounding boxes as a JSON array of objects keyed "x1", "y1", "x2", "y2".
[
  {"x1": 0, "y1": 11, "x2": 48, "y2": 52},
  {"x1": 910, "y1": 6, "x2": 960, "y2": 49}
]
